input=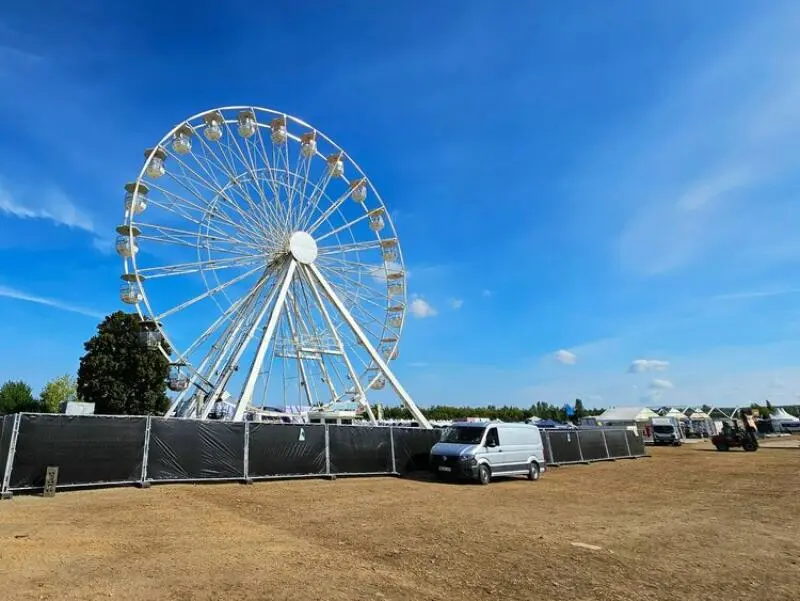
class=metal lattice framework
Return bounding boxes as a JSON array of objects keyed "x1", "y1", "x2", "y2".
[{"x1": 116, "y1": 106, "x2": 430, "y2": 428}]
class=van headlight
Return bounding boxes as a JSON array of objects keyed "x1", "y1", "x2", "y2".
[{"x1": 460, "y1": 456, "x2": 477, "y2": 466}]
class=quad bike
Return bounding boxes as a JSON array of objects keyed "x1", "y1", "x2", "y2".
[{"x1": 711, "y1": 414, "x2": 759, "y2": 452}]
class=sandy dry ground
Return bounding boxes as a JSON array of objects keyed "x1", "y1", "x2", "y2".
[{"x1": 1, "y1": 443, "x2": 798, "y2": 601}]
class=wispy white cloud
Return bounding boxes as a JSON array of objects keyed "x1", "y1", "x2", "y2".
[
  {"x1": 554, "y1": 349, "x2": 577, "y2": 365},
  {"x1": 0, "y1": 284, "x2": 103, "y2": 319},
  {"x1": 628, "y1": 359, "x2": 670, "y2": 373},
  {"x1": 449, "y1": 298, "x2": 464, "y2": 310},
  {"x1": 650, "y1": 378, "x2": 674, "y2": 390},
  {"x1": 0, "y1": 181, "x2": 95, "y2": 233},
  {"x1": 481, "y1": 289, "x2": 494, "y2": 298},
  {"x1": 409, "y1": 296, "x2": 437, "y2": 318},
  {"x1": 712, "y1": 288, "x2": 800, "y2": 301},
  {"x1": 585, "y1": 4, "x2": 800, "y2": 277}
]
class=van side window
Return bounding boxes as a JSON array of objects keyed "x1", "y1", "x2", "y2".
[{"x1": 485, "y1": 427, "x2": 499, "y2": 447}]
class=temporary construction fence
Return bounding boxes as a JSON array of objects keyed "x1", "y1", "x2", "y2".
[{"x1": 0, "y1": 414, "x2": 646, "y2": 496}]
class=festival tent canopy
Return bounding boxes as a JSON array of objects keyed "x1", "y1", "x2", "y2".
[
  {"x1": 666, "y1": 408, "x2": 689, "y2": 420},
  {"x1": 596, "y1": 407, "x2": 659, "y2": 422},
  {"x1": 771, "y1": 408, "x2": 800, "y2": 423}
]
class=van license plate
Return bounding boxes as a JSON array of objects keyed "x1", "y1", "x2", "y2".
[{"x1": 438, "y1": 466, "x2": 452, "y2": 472}]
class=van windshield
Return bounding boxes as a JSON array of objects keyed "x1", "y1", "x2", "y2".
[{"x1": 440, "y1": 426, "x2": 485, "y2": 444}]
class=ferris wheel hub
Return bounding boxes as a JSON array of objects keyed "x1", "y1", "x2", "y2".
[{"x1": 287, "y1": 231, "x2": 318, "y2": 264}]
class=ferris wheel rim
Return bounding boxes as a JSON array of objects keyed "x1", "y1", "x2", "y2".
[{"x1": 120, "y1": 105, "x2": 409, "y2": 410}]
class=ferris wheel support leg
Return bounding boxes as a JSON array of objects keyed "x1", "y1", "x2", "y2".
[
  {"x1": 199, "y1": 274, "x2": 282, "y2": 419},
  {"x1": 233, "y1": 260, "x2": 298, "y2": 421},
  {"x1": 306, "y1": 263, "x2": 431, "y2": 429},
  {"x1": 301, "y1": 265, "x2": 375, "y2": 424}
]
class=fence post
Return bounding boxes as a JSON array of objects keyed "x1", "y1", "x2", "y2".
[
  {"x1": 544, "y1": 430, "x2": 557, "y2": 466},
  {"x1": 575, "y1": 430, "x2": 587, "y2": 464},
  {"x1": 138, "y1": 415, "x2": 152, "y2": 489},
  {"x1": 624, "y1": 429, "x2": 633, "y2": 458},
  {"x1": 1, "y1": 413, "x2": 22, "y2": 499},
  {"x1": 600, "y1": 428, "x2": 612, "y2": 461},
  {"x1": 243, "y1": 421, "x2": 252, "y2": 483},
  {"x1": 389, "y1": 427, "x2": 397, "y2": 474},
  {"x1": 324, "y1": 423, "x2": 332, "y2": 478}
]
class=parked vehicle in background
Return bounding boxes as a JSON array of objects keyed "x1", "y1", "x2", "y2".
[
  {"x1": 429, "y1": 422, "x2": 545, "y2": 485},
  {"x1": 651, "y1": 417, "x2": 683, "y2": 446},
  {"x1": 712, "y1": 416, "x2": 759, "y2": 452}
]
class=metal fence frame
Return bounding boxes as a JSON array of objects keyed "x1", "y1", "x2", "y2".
[{"x1": 0, "y1": 414, "x2": 646, "y2": 498}]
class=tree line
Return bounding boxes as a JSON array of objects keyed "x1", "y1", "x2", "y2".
[{"x1": 381, "y1": 400, "x2": 604, "y2": 422}]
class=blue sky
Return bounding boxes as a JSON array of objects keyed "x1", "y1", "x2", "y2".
[{"x1": 2, "y1": 1, "x2": 800, "y2": 408}]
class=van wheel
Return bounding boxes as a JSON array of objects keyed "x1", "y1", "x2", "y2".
[
  {"x1": 527, "y1": 462, "x2": 540, "y2": 481},
  {"x1": 477, "y1": 464, "x2": 491, "y2": 485}
]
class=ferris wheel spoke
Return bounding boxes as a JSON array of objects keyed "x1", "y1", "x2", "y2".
[
  {"x1": 136, "y1": 254, "x2": 266, "y2": 279},
  {"x1": 168, "y1": 281, "x2": 267, "y2": 407},
  {"x1": 317, "y1": 240, "x2": 382, "y2": 256},
  {"x1": 163, "y1": 145, "x2": 275, "y2": 243},
  {"x1": 135, "y1": 220, "x2": 263, "y2": 255},
  {"x1": 295, "y1": 167, "x2": 337, "y2": 232},
  {"x1": 247, "y1": 111, "x2": 282, "y2": 191},
  {"x1": 190, "y1": 125, "x2": 283, "y2": 237},
  {"x1": 178, "y1": 280, "x2": 266, "y2": 368},
  {"x1": 215, "y1": 121, "x2": 288, "y2": 235},
  {"x1": 137, "y1": 234, "x2": 257, "y2": 258},
  {"x1": 317, "y1": 255, "x2": 392, "y2": 275},
  {"x1": 314, "y1": 211, "x2": 375, "y2": 243},
  {"x1": 166, "y1": 168, "x2": 270, "y2": 247},
  {"x1": 144, "y1": 181, "x2": 267, "y2": 250},
  {"x1": 316, "y1": 262, "x2": 386, "y2": 303},
  {"x1": 287, "y1": 153, "x2": 312, "y2": 230},
  {"x1": 154, "y1": 262, "x2": 268, "y2": 322},
  {"x1": 304, "y1": 186, "x2": 362, "y2": 235}
]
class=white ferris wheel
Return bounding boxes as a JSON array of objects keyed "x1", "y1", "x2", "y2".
[{"x1": 116, "y1": 106, "x2": 430, "y2": 428}]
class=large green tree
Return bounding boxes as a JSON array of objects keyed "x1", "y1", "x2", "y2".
[
  {"x1": 39, "y1": 374, "x2": 78, "y2": 413},
  {"x1": 77, "y1": 311, "x2": 170, "y2": 415},
  {"x1": 0, "y1": 380, "x2": 38, "y2": 414}
]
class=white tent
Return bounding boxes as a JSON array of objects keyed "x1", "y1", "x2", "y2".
[
  {"x1": 596, "y1": 407, "x2": 659, "y2": 424},
  {"x1": 666, "y1": 408, "x2": 689, "y2": 421},
  {"x1": 771, "y1": 408, "x2": 800, "y2": 432}
]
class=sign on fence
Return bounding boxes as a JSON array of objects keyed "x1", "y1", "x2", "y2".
[{"x1": 43, "y1": 466, "x2": 58, "y2": 497}]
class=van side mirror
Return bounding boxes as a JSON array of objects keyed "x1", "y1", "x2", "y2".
[{"x1": 485, "y1": 439, "x2": 497, "y2": 448}]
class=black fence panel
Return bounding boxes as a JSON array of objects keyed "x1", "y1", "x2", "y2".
[
  {"x1": 604, "y1": 429, "x2": 629, "y2": 458},
  {"x1": 249, "y1": 423, "x2": 326, "y2": 477},
  {"x1": 0, "y1": 415, "x2": 14, "y2": 485},
  {"x1": 542, "y1": 432, "x2": 553, "y2": 464},
  {"x1": 626, "y1": 430, "x2": 645, "y2": 456},
  {"x1": 393, "y1": 427, "x2": 442, "y2": 473},
  {"x1": 578, "y1": 429, "x2": 608, "y2": 461},
  {"x1": 148, "y1": 419, "x2": 244, "y2": 481},
  {"x1": 9, "y1": 414, "x2": 146, "y2": 489},
  {"x1": 547, "y1": 430, "x2": 583, "y2": 464},
  {"x1": 329, "y1": 426, "x2": 392, "y2": 474}
]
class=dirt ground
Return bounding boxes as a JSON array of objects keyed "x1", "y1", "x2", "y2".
[{"x1": 1, "y1": 442, "x2": 798, "y2": 601}]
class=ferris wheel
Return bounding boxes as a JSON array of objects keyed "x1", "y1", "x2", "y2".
[{"x1": 116, "y1": 106, "x2": 430, "y2": 427}]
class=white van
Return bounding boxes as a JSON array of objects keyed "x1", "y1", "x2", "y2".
[{"x1": 429, "y1": 422, "x2": 546, "y2": 484}]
